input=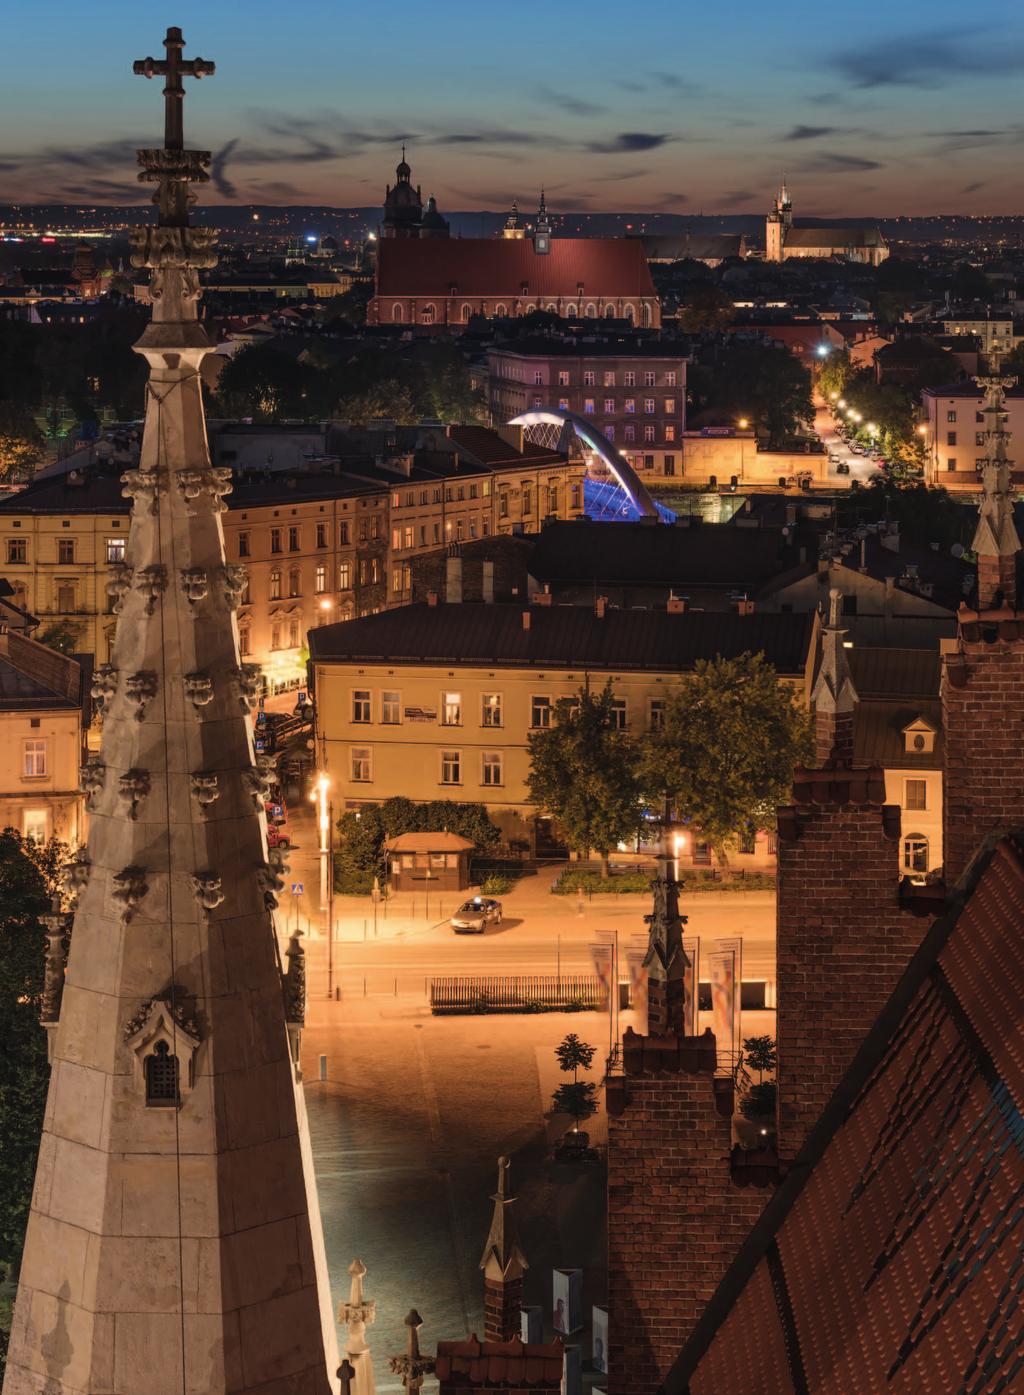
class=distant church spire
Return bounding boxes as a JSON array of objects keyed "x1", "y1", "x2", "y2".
[{"x1": 972, "y1": 357, "x2": 1021, "y2": 609}]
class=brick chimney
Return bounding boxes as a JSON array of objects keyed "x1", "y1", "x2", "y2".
[
  {"x1": 481, "y1": 560, "x2": 494, "y2": 604},
  {"x1": 446, "y1": 554, "x2": 463, "y2": 605},
  {"x1": 737, "y1": 598, "x2": 755, "y2": 616},
  {"x1": 811, "y1": 587, "x2": 858, "y2": 765},
  {"x1": 595, "y1": 595, "x2": 608, "y2": 619},
  {"x1": 479, "y1": 1157, "x2": 527, "y2": 1342},
  {"x1": 522, "y1": 610, "x2": 531, "y2": 631},
  {"x1": 666, "y1": 595, "x2": 687, "y2": 614},
  {"x1": 532, "y1": 588, "x2": 553, "y2": 606}
]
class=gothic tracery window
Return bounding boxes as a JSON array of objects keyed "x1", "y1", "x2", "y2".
[{"x1": 145, "y1": 1040, "x2": 180, "y2": 1107}]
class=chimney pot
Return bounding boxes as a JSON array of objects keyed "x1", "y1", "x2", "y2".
[
  {"x1": 427, "y1": 590, "x2": 439, "y2": 607},
  {"x1": 666, "y1": 596, "x2": 687, "y2": 614},
  {"x1": 595, "y1": 596, "x2": 608, "y2": 619},
  {"x1": 522, "y1": 610, "x2": 531, "y2": 631},
  {"x1": 738, "y1": 598, "x2": 755, "y2": 616}
]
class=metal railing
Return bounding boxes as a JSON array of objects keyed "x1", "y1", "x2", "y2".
[{"x1": 430, "y1": 973, "x2": 603, "y2": 1015}]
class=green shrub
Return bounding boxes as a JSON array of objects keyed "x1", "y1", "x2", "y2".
[
  {"x1": 552, "y1": 868, "x2": 652, "y2": 895},
  {"x1": 739, "y1": 1081, "x2": 777, "y2": 1121},
  {"x1": 480, "y1": 874, "x2": 513, "y2": 895}
]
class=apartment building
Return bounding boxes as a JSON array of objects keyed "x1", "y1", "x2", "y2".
[
  {"x1": 488, "y1": 339, "x2": 687, "y2": 480},
  {"x1": 920, "y1": 381, "x2": 1024, "y2": 491},
  {"x1": 0, "y1": 627, "x2": 86, "y2": 846},
  {"x1": 308, "y1": 599, "x2": 817, "y2": 856}
]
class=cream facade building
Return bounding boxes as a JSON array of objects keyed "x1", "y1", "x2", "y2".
[
  {"x1": 920, "y1": 382, "x2": 1024, "y2": 492},
  {"x1": 309, "y1": 599, "x2": 818, "y2": 859},
  {"x1": 0, "y1": 628, "x2": 85, "y2": 847}
]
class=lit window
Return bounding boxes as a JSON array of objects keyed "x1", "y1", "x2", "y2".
[
  {"x1": 531, "y1": 695, "x2": 552, "y2": 729},
  {"x1": 288, "y1": 567, "x2": 301, "y2": 598},
  {"x1": 666, "y1": 371, "x2": 677, "y2": 386},
  {"x1": 315, "y1": 564, "x2": 326, "y2": 593},
  {"x1": 558, "y1": 398, "x2": 569, "y2": 411},
  {"x1": 6, "y1": 539, "x2": 26, "y2": 564},
  {"x1": 23, "y1": 739, "x2": 47, "y2": 777},
  {"x1": 482, "y1": 693, "x2": 503, "y2": 727},
  {"x1": 106, "y1": 536, "x2": 126, "y2": 563},
  {"x1": 352, "y1": 689, "x2": 372, "y2": 723},
  {"x1": 57, "y1": 539, "x2": 75, "y2": 564},
  {"x1": 288, "y1": 618, "x2": 300, "y2": 647},
  {"x1": 584, "y1": 398, "x2": 595, "y2": 414},
  {"x1": 442, "y1": 691, "x2": 462, "y2": 726},
  {"x1": 603, "y1": 398, "x2": 615, "y2": 413},
  {"x1": 441, "y1": 749, "x2": 461, "y2": 784},
  {"x1": 624, "y1": 372, "x2": 636, "y2": 387},
  {"x1": 664, "y1": 399, "x2": 676, "y2": 415},
  {"x1": 583, "y1": 371, "x2": 595, "y2": 387},
  {"x1": 482, "y1": 751, "x2": 503, "y2": 786},
  {"x1": 558, "y1": 371, "x2": 570, "y2": 387},
  {"x1": 644, "y1": 426, "x2": 655, "y2": 443},
  {"x1": 381, "y1": 691, "x2": 400, "y2": 724},
  {"x1": 665, "y1": 425, "x2": 676, "y2": 441},
  {"x1": 603, "y1": 371, "x2": 615, "y2": 387},
  {"x1": 904, "y1": 778, "x2": 927, "y2": 811},
  {"x1": 644, "y1": 398, "x2": 655, "y2": 415},
  {"x1": 351, "y1": 747, "x2": 372, "y2": 782},
  {"x1": 624, "y1": 398, "x2": 635, "y2": 414},
  {"x1": 902, "y1": 834, "x2": 929, "y2": 874},
  {"x1": 339, "y1": 561, "x2": 351, "y2": 590},
  {"x1": 239, "y1": 627, "x2": 251, "y2": 657}
]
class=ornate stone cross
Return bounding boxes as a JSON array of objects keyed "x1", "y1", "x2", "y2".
[{"x1": 134, "y1": 26, "x2": 215, "y2": 151}]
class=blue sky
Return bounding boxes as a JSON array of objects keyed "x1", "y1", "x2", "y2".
[{"x1": 2, "y1": 0, "x2": 1024, "y2": 214}]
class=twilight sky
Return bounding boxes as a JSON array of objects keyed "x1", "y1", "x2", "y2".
[{"x1": 2, "y1": 0, "x2": 1024, "y2": 215}]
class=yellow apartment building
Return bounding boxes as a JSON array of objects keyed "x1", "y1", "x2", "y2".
[
  {"x1": 309, "y1": 599, "x2": 818, "y2": 858},
  {"x1": 0, "y1": 627, "x2": 85, "y2": 846}
]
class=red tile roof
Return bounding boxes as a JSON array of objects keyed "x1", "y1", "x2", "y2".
[
  {"x1": 374, "y1": 238, "x2": 657, "y2": 300},
  {"x1": 435, "y1": 1337, "x2": 563, "y2": 1390},
  {"x1": 675, "y1": 834, "x2": 1024, "y2": 1395}
]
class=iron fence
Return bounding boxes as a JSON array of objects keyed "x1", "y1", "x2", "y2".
[{"x1": 430, "y1": 973, "x2": 603, "y2": 1015}]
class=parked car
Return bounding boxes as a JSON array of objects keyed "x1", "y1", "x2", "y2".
[
  {"x1": 450, "y1": 897, "x2": 503, "y2": 933},
  {"x1": 836, "y1": 460, "x2": 850, "y2": 475},
  {"x1": 267, "y1": 822, "x2": 291, "y2": 851}
]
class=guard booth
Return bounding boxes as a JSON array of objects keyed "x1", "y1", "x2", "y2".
[{"x1": 384, "y1": 832, "x2": 474, "y2": 893}]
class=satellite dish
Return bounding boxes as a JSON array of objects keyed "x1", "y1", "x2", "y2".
[{"x1": 951, "y1": 542, "x2": 964, "y2": 558}]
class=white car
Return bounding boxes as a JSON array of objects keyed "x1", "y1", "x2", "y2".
[{"x1": 450, "y1": 897, "x2": 503, "y2": 934}]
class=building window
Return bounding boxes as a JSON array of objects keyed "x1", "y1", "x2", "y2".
[
  {"x1": 311, "y1": 563, "x2": 325, "y2": 594},
  {"x1": 57, "y1": 539, "x2": 75, "y2": 564},
  {"x1": 558, "y1": 398, "x2": 569, "y2": 411},
  {"x1": 531, "y1": 695, "x2": 552, "y2": 728},
  {"x1": 482, "y1": 751, "x2": 503, "y2": 787},
  {"x1": 975, "y1": 432, "x2": 986, "y2": 447},
  {"x1": 738, "y1": 828, "x2": 756, "y2": 855},
  {"x1": 558, "y1": 371, "x2": 570, "y2": 387},
  {"x1": 351, "y1": 747, "x2": 372, "y2": 782},
  {"x1": 288, "y1": 567, "x2": 301, "y2": 598},
  {"x1": 603, "y1": 371, "x2": 615, "y2": 387},
  {"x1": 441, "y1": 749, "x2": 461, "y2": 785},
  {"x1": 288, "y1": 618, "x2": 300, "y2": 647},
  {"x1": 947, "y1": 459, "x2": 956, "y2": 472},
  {"x1": 583, "y1": 398, "x2": 595, "y2": 414},
  {"x1": 624, "y1": 398, "x2": 635, "y2": 414},
  {"x1": 381, "y1": 691, "x2": 400, "y2": 724},
  {"x1": 6, "y1": 539, "x2": 26, "y2": 564},
  {"x1": 571, "y1": 483, "x2": 581, "y2": 508},
  {"x1": 603, "y1": 397, "x2": 615, "y2": 413},
  {"x1": 643, "y1": 398, "x2": 655, "y2": 414},
  {"x1": 904, "y1": 778, "x2": 927, "y2": 811},
  {"x1": 609, "y1": 699, "x2": 627, "y2": 729},
  {"x1": 237, "y1": 531, "x2": 250, "y2": 558},
  {"x1": 270, "y1": 622, "x2": 282, "y2": 650},
  {"x1": 947, "y1": 432, "x2": 956, "y2": 446},
  {"x1": 666, "y1": 371, "x2": 677, "y2": 386},
  {"x1": 270, "y1": 527, "x2": 281, "y2": 554},
  {"x1": 644, "y1": 426, "x2": 655, "y2": 443},
  {"x1": 442, "y1": 691, "x2": 462, "y2": 726},
  {"x1": 643, "y1": 371, "x2": 656, "y2": 387},
  {"x1": 522, "y1": 485, "x2": 532, "y2": 514},
  {"x1": 482, "y1": 692, "x2": 502, "y2": 727},
  {"x1": 339, "y1": 561, "x2": 351, "y2": 589},
  {"x1": 902, "y1": 834, "x2": 929, "y2": 874},
  {"x1": 23, "y1": 738, "x2": 47, "y2": 777},
  {"x1": 946, "y1": 410, "x2": 957, "y2": 423},
  {"x1": 624, "y1": 424, "x2": 635, "y2": 443},
  {"x1": 664, "y1": 454, "x2": 676, "y2": 475},
  {"x1": 548, "y1": 485, "x2": 559, "y2": 512},
  {"x1": 583, "y1": 371, "x2": 595, "y2": 387},
  {"x1": 315, "y1": 522, "x2": 327, "y2": 548},
  {"x1": 22, "y1": 809, "x2": 47, "y2": 844},
  {"x1": 340, "y1": 521, "x2": 350, "y2": 546},
  {"x1": 605, "y1": 425, "x2": 615, "y2": 442},
  {"x1": 56, "y1": 583, "x2": 76, "y2": 613},
  {"x1": 649, "y1": 699, "x2": 665, "y2": 730},
  {"x1": 664, "y1": 398, "x2": 676, "y2": 414},
  {"x1": 352, "y1": 689, "x2": 372, "y2": 723},
  {"x1": 288, "y1": 526, "x2": 300, "y2": 552},
  {"x1": 624, "y1": 372, "x2": 636, "y2": 387},
  {"x1": 145, "y1": 1041, "x2": 180, "y2": 1108},
  {"x1": 106, "y1": 536, "x2": 126, "y2": 564},
  {"x1": 239, "y1": 626, "x2": 251, "y2": 657},
  {"x1": 499, "y1": 494, "x2": 509, "y2": 519},
  {"x1": 665, "y1": 425, "x2": 676, "y2": 442}
]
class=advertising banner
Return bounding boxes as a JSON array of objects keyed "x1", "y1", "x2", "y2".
[
  {"x1": 590, "y1": 942, "x2": 615, "y2": 1011},
  {"x1": 682, "y1": 936, "x2": 700, "y2": 1037},
  {"x1": 709, "y1": 937, "x2": 743, "y2": 1066},
  {"x1": 625, "y1": 946, "x2": 648, "y2": 1035}
]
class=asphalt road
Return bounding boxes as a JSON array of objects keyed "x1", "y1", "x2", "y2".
[{"x1": 814, "y1": 403, "x2": 883, "y2": 484}]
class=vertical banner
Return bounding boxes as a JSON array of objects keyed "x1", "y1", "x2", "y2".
[
  {"x1": 590, "y1": 942, "x2": 614, "y2": 1012},
  {"x1": 625, "y1": 946, "x2": 648, "y2": 1035},
  {"x1": 709, "y1": 937, "x2": 743, "y2": 1069},
  {"x1": 682, "y1": 935, "x2": 700, "y2": 1037}
]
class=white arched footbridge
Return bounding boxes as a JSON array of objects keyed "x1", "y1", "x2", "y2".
[{"x1": 509, "y1": 408, "x2": 667, "y2": 521}]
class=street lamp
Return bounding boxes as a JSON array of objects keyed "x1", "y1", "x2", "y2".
[
  {"x1": 837, "y1": 398, "x2": 846, "y2": 409},
  {"x1": 738, "y1": 417, "x2": 750, "y2": 430},
  {"x1": 829, "y1": 391, "x2": 839, "y2": 402}
]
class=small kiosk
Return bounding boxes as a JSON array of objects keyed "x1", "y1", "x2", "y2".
[{"x1": 384, "y1": 831, "x2": 474, "y2": 893}]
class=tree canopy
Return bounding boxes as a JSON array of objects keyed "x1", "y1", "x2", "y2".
[
  {"x1": 527, "y1": 682, "x2": 646, "y2": 873},
  {"x1": 334, "y1": 797, "x2": 500, "y2": 893},
  {"x1": 638, "y1": 654, "x2": 812, "y2": 860},
  {"x1": 688, "y1": 341, "x2": 813, "y2": 446}
]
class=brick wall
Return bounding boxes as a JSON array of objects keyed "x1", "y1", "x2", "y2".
[
  {"x1": 776, "y1": 767, "x2": 921, "y2": 1162},
  {"x1": 942, "y1": 617, "x2": 1024, "y2": 884},
  {"x1": 605, "y1": 1031, "x2": 772, "y2": 1395},
  {"x1": 483, "y1": 1275, "x2": 522, "y2": 1343}
]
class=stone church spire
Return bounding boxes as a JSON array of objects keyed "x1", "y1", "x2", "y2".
[
  {"x1": 972, "y1": 360, "x2": 1020, "y2": 610},
  {"x1": 811, "y1": 587, "x2": 859, "y2": 765},
  {"x1": 479, "y1": 1156, "x2": 528, "y2": 1341},
  {"x1": 642, "y1": 804, "x2": 688, "y2": 1035},
  {"x1": 3, "y1": 28, "x2": 338, "y2": 1394}
]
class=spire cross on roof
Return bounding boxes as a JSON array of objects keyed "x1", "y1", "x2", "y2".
[{"x1": 133, "y1": 26, "x2": 215, "y2": 152}]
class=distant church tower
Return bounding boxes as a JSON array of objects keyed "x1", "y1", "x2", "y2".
[
  {"x1": 765, "y1": 179, "x2": 792, "y2": 262},
  {"x1": 420, "y1": 193, "x2": 450, "y2": 239},
  {"x1": 2, "y1": 28, "x2": 339, "y2": 1394},
  {"x1": 382, "y1": 146, "x2": 423, "y2": 238},
  {"x1": 534, "y1": 189, "x2": 552, "y2": 255},
  {"x1": 502, "y1": 199, "x2": 525, "y2": 240}
]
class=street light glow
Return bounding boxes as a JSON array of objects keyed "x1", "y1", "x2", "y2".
[{"x1": 738, "y1": 417, "x2": 749, "y2": 430}]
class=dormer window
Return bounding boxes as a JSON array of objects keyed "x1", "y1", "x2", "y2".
[{"x1": 902, "y1": 717, "x2": 936, "y2": 755}]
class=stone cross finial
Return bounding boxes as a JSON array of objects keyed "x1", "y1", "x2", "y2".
[
  {"x1": 338, "y1": 1257, "x2": 376, "y2": 1395},
  {"x1": 134, "y1": 27, "x2": 215, "y2": 152},
  {"x1": 337, "y1": 1360, "x2": 356, "y2": 1395}
]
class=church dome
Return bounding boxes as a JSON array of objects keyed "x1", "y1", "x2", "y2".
[{"x1": 422, "y1": 195, "x2": 447, "y2": 230}]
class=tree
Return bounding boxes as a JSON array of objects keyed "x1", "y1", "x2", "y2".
[
  {"x1": 527, "y1": 682, "x2": 645, "y2": 876},
  {"x1": 688, "y1": 342, "x2": 813, "y2": 446},
  {"x1": 216, "y1": 345, "x2": 315, "y2": 421},
  {"x1": 639, "y1": 654, "x2": 812, "y2": 863},
  {"x1": 35, "y1": 620, "x2": 84, "y2": 655},
  {"x1": 676, "y1": 284, "x2": 734, "y2": 335},
  {"x1": 0, "y1": 404, "x2": 44, "y2": 482},
  {"x1": 0, "y1": 832, "x2": 56, "y2": 1370},
  {"x1": 333, "y1": 798, "x2": 501, "y2": 893},
  {"x1": 552, "y1": 1034, "x2": 598, "y2": 1133},
  {"x1": 742, "y1": 1034, "x2": 777, "y2": 1083}
]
